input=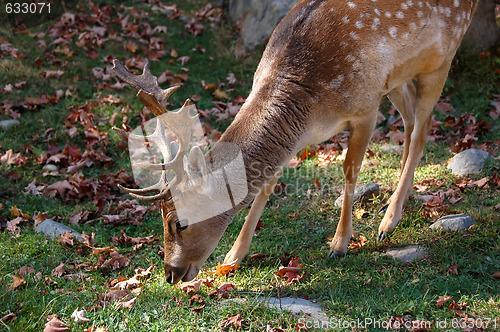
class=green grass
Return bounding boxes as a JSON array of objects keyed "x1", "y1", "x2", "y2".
[{"x1": 1, "y1": 0, "x2": 499, "y2": 331}]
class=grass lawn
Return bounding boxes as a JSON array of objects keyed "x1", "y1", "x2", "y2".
[{"x1": 0, "y1": 0, "x2": 499, "y2": 331}]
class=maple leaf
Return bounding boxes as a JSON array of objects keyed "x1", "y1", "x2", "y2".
[
  {"x1": 220, "y1": 314, "x2": 244, "y2": 329},
  {"x1": 41, "y1": 70, "x2": 65, "y2": 78},
  {"x1": 6, "y1": 217, "x2": 23, "y2": 234},
  {"x1": 18, "y1": 265, "x2": 36, "y2": 276},
  {"x1": 43, "y1": 315, "x2": 70, "y2": 332},
  {"x1": 348, "y1": 235, "x2": 368, "y2": 248},
  {"x1": 25, "y1": 180, "x2": 45, "y2": 196},
  {"x1": 0, "y1": 149, "x2": 27, "y2": 166},
  {"x1": 7, "y1": 275, "x2": 25, "y2": 291},
  {"x1": 436, "y1": 295, "x2": 453, "y2": 307},
  {"x1": 213, "y1": 261, "x2": 239, "y2": 276},
  {"x1": 57, "y1": 231, "x2": 75, "y2": 246},
  {"x1": 276, "y1": 256, "x2": 304, "y2": 283},
  {"x1": 447, "y1": 263, "x2": 459, "y2": 276},
  {"x1": 386, "y1": 128, "x2": 405, "y2": 145},
  {"x1": 51, "y1": 263, "x2": 66, "y2": 277},
  {"x1": 99, "y1": 251, "x2": 130, "y2": 270},
  {"x1": 99, "y1": 289, "x2": 131, "y2": 304},
  {"x1": 213, "y1": 89, "x2": 229, "y2": 99},
  {"x1": 178, "y1": 279, "x2": 202, "y2": 294},
  {"x1": 44, "y1": 180, "x2": 74, "y2": 199}
]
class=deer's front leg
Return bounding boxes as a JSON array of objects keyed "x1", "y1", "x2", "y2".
[
  {"x1": 329, "y1": 116, "x2": 377, "y2": 258},
  {"x1": 223, "y1": 173, "x2": 280, "y2": 265}
]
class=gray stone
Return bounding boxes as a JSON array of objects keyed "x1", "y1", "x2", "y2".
[
  {"x1": 447, "y1": 149, "x2": 491, "y2": 175},
  {"x1": 229, "y1": 0, "x2": 299, "y2": 50},
  {"x1": 381, "y1": 144, "x2": 404, "y2": 154},
  {"x1": 0, "y1": 120, "x2": 20, "y2": 130},
  {"x1": 264, "y1": 297, "x2": 329, "y2": 323},
  {"x1": 335, "y1": 183, "x2": 380, "y2": 207},
  {"x1": 430, "y1": 214, "x2": 476, "y2": 232},
  {"x1": 35, "y1": 219, "x2": 84, "y2": 242},
  {"x1": 386, "y1": 245, "x2": 427, "y2": 264}
]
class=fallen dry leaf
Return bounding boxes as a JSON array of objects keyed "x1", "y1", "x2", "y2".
[
  {"x1": 447, "y1": 263, "x2": 459, "y2": 276},
  {"x1": 8, "y1": 275, "x2": 25, "y2": 291},
  {"x1": 99, "y1": 251, "x2": 130, "y2": 270},
  {"x1": 43, "y1": 315, "x2": 70, "y2": 332},
  {"x1": 56, "y1": 231, "x2": 74, "y2": 246},
  {"x1": 436, "y1": 295, "x2": 453, "y2": 307},
  {"x1": 188, "y1": 294, "x2": 206, "y2": 312},
  {"x1": 0, "y1": 313, "x2": 15, "y2": 323},
  {"x1": 220, "y1": 314, "x2": 243, "y2": 329},
  {"x1": 178, "y1": 279, "x2": 202, "y2": 294},
  {"x1": 491, "y1": 271, "x2": 500, "y2": 279},
  {"x1": 276, "y1": 256, "x2": 304, "y2": 283},
  {"x1": 213, "y1": 261, "x2": 239, "y2": 276},
  {"x1": 348, "y1": 235, "x2": 368, "y2": 249},
  {"x1": 70, "y1": 309, "x2": 90, "y2": 323},
  {"x1": 51, "y1": 263, "x2": 66, "y2": 277}
]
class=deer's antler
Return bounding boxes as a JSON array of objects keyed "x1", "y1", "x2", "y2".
[{"x1": 112, "y1": 60, "x2": 198, "y2": 201}]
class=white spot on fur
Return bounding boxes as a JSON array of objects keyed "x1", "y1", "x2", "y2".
[
  {"x1": 401, "y1": 3, "x2": 408, "y2": 10},
  {"x1": 352, "y1": 60, "x2": 362, "y2": 71},
  {"x1": 342, "y1": 16, "x2": 350, "y2": 23},
  {"x1": 374, "y1": 8, "x2": 381, "y2": 16},
  {"x1": 339, "y1": 41, "x2": 348, "y2": 48},
  {"x1": 385, "y1": 12, "x2": 392, "y2": 18},
  {"x1": 396, "y1": 11, "x2": 404, "y2": 19},
  {"x1": 329, "y1": 74, "x2": 344, "y2": 90},
  {"x1": 389, "y1": 26, "x2": 397, "y2": 38},
  {"x1": 418, "y1": 1, "x2": 423, "y2": 7},
  {"x1": 372, "y1": 17, "x2": 381, "y2": 30},
  {"x1": 409, "y1": 22, "x2": 417, "y2": 30},
  {"x1": 347, "y1": 2, "x2": 356, "y2": 8},
  {"x1": 454, "y1": 0, "x2": 460, "y2": 7},
  {"x1": 444, "y1": 7, "x2": 451, "y2": 17},
  {"x1": 355, "y1": 21, "x2": 364, "y2": 28},
  {"x1": 402, "y1": 32, "x2": 410, "y2": 39},
  {"x1": 345, "y1": 54, "x2": 356, "y2": 62},
  {"x1": 349, "y1": 31, "x2": 360, "y2": 40},
  {"x1": 417, "y1": 11, "x2": 423, "y2": 18},
  {"x1": 456, "y1": 14, "x2": 462, "y2": 22}
]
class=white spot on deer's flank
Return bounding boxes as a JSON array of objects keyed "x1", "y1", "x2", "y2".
[
  {"x1": 401, "y1": 3, "x2": 408, "y2": 10},
  {"x1": 389, "y1": 26, "x2": 397, "y2": 38},
  {"x1": 454, "y1": 0, "x2": 460, "y2": 7},
  {"x1": 374, "y1": 8, "x2": 380, "y2": 16},
  {"x1": 409, "y1": 22, "x2": 417, "y2": 30},
  {"x1": 355, "y1": 21, "x2": 364, "y2": 28},
  {"x1": 456, "y1": 14, "x2": 462, "y2": 22},
  {"x1": 342, "y1": 16, "x2": 350, "y2": 23},
  {"x1": 385, "y1": 12, "x2": 392, "y2": 18},
  {"x1": 396, "y1": 11, "x2": 404, "y2": 19},
  {"x1": 347, "y1": 2, "x2": 356, "y2": 8},
  {"x1": 418, "y1": 1, "x2": 423, "y2": 7},
  {"x1": 339, "y1": 40, "x2": 348, "y2": 48},
  {"x1": 417, "y1": 11, "x2": 423, "y2": 18},
  {"x1": 345, "y1": 54, "x2": 356, "y2": 62},
  {"x1": 329, "y1": 74, "x2": 344, "y2": 90},
  {"x1": 372, "y1": 17, "x2": 380, "y2": 30},
  {"x1": 349, "y1": 31, "x2": 360, "y2": 40},
  {"x1": 444, "y1": 7, "x2": 451, "y2": 17}
]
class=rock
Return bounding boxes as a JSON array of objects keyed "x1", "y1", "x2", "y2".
[
  {"x1": 229, "y1": 0, "x2": 299, "y2": 50},
  {"x1": 381, "y1": 144, "x2": 404, "y2": 154},
  {"x1": 430, "y1": 214, "x2": 475, "y2": 232},
  {"x1": 35, "y1": 219, "x2": 84, "y2": 242},
  {"x1": 385, "y1": 245, "x2": 427, "y2": 264},
  {"x1": 335, "y1": 183, "x2": 379, "y2": 207},
  {"x1": 264, "y1": 297, "x2": 329, "y2": 323},
  {"x1": 447, "y1": 149, "x2": 491, "y2": 175},
  {"x1": 0, "y1": 120, "x2": 20, "y2": 130},
  {"x1": 43, "y1": 164, "x2": 59, "y2": 172}
]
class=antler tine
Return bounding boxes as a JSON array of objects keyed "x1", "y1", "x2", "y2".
[
  {"x1": 112, "y1": 59, "x2": 181, "y2": 107},
  {"x1": 117, "y1": 180, "x2": 170, "y2": 201}
]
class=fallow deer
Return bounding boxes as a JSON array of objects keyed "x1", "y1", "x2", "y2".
[{"x1": 113, "y1": 0, "x2": 478, "y2": 283}]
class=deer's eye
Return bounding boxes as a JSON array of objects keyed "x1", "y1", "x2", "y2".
[{"x1": 176, "y1": 219, "x2": 188, "y2": 232}]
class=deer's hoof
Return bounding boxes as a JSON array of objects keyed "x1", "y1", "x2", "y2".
[
  {"x1": 328, "y1": 249, "x2": 346, "y2": 259},
  {"x1": 377, "y1": 231, "x2": 390, "y2": 242},
  {"x1": 378, "y1": 203, "x2": 389, "y2": 214}
]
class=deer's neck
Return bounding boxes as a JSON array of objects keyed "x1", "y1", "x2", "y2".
[{"x1": 215, "y1": 83, "x2": 312, "y2": 205}]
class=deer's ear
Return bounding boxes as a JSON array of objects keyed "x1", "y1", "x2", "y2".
[{"x1": 184, "y1": 146, "x2": 211, "y2": 190}]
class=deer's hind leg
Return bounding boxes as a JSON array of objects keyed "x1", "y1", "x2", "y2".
[
  {"x1": 382, "y1": 80, "x2": 417, "y2": 209},
  {"x1": 378, "y1": 62, "x2": 453, "y2": 241}
]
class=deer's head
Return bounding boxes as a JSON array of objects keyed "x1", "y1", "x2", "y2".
[{"x1": 113, "y1": 60, "x2": 246, "y2": 283}]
